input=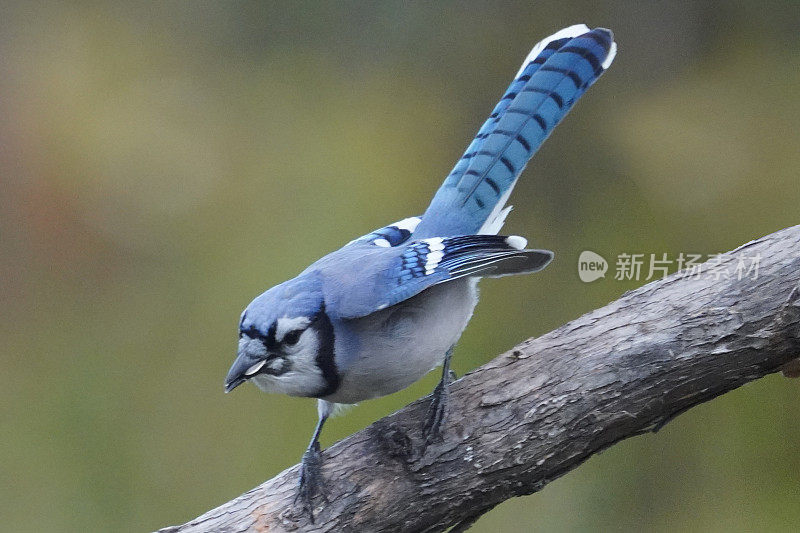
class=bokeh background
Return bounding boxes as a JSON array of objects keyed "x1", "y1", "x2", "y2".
[{"x1": 2, "y1": 2, "x2": 799, "y2": 531}]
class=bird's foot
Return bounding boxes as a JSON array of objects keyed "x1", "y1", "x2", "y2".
[
  {"x1": 422, "y1": 378, "x2": 450, "y2": 446},
  {"x1": 294, "y1": 441, "x2": 325, "y2": 522}
]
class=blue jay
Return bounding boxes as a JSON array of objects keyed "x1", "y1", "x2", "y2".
[{"x1": 225, "y1": 24, "x2": 616, "y2": 515}]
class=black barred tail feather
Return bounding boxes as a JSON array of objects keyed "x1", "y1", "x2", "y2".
[{"x1": 413, "y1": 25, "x2": 616, "y2": 239}]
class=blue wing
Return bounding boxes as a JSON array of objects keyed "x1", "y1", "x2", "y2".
[
  {"x1": 329, "y1": 235, "x2": 553, "y2": 318},
  {"x1": 413, "y1": 25, "x2": 617, "y2": 239},
  {"x1": 347, "y1": 216, "x2": 421, "y2": 248}
]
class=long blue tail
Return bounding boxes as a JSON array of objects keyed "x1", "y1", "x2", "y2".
[{"x1": 413, "y1": 25, "x2": 616, "y2": 238}]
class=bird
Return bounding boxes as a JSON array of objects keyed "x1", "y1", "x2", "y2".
[{"x1": 225, "y1": 23, "x2": 617, "y2": 517}]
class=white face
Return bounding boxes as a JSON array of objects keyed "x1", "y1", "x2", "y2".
[
  {"x1": 274, "y1": 316, "x2": 310, "y2": 343},
  {"x1": 243, "y1": 317, "x2": 329, "y2": 398}
]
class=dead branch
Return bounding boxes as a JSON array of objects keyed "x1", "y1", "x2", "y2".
[{"x1": 159, "y1": 225, "x2": 800, "y2": 533}]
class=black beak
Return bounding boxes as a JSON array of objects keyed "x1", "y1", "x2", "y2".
[
  {"x1": 224, "y1": 375, "x2": 246, "y2": 393},
  {"x1": 225, "y1": 353, "x2": 256, "y2": 393}
]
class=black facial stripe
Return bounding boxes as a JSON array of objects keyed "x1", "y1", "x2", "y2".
[
  {"x1": 240, "y1": 321, "x2": 278, "y2": 350},
  {"x1": 313, "y1": 303, "x2": 339, "y2": 397}
]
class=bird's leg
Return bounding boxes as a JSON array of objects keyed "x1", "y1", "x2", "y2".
[
  {"x1": 423, "y1": 346, "x2": 454, "y2": 444},
  {"x1": 295, "y1": 412, "x2": 328, "y2": 522}
]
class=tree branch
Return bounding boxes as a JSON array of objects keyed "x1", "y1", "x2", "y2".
[{"x1": 159, "y1": 225, "x2": 800, "y2": 533}]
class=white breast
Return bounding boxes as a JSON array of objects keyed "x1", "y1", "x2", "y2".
[{"x1": 325, "y1": 278, "x2": 478, "y2": 404}]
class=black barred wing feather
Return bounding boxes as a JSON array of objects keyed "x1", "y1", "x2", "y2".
[
  {"x1": 336, "y1": 234, "x2": 552, "y2": 318},
  {"x1": 399, "y1": 235, "x2": 553, "y2": 282}
]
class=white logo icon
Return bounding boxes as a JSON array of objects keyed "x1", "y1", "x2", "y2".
[{"x1": 578, "y1": 251, "x2": 608, "y2": 282}]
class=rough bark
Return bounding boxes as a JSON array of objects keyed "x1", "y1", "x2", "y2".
[{"x1": 159, "y1": 225, "x2": 800, "y2": 533}]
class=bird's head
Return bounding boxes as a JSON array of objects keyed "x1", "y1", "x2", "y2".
[{"x1": 224, "y1": 275, "x2": 338, "y2": 398}]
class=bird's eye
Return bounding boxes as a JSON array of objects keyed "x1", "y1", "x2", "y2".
[{"x1": 283, "y1": 329, "x2": 302, "y2": 346}]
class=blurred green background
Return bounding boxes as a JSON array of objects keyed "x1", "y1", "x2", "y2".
[{"x1": 2, "y1": 2, "x2": 799, "y2": 531}]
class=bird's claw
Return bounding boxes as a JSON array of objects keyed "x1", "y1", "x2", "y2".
[
  {"x1": 294, "y1": 442, "x2": 325, "y2": 522},
  {"x1": 423, "y1": 379, "x2": 449, "y2": 445}
]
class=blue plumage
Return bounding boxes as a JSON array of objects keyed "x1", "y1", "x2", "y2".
[
  {"x1": 224, "y1": 25, "x2": 617, "y2": 517},
  {"x1": 442, "y1": 28, "x2": 586, "y2": 192},
  {"x1": 413, "y1": 26, "x2": 616, "y2": 238}
]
